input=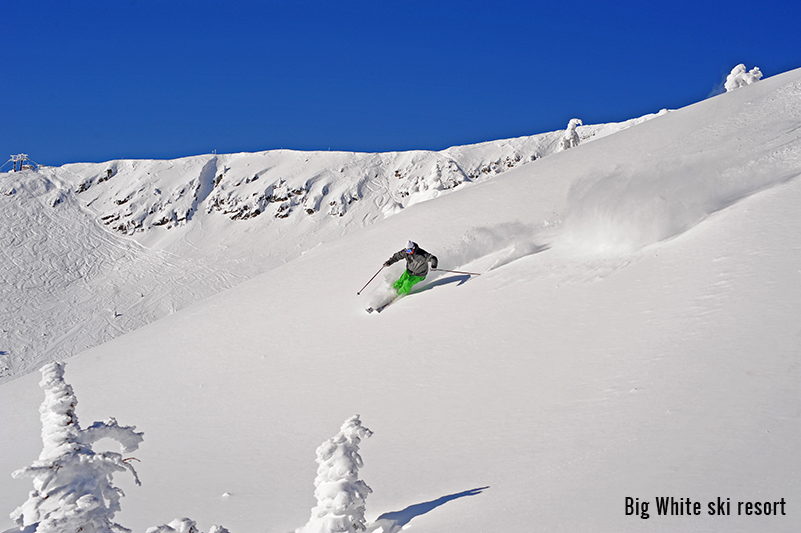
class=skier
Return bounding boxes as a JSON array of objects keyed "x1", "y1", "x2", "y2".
[{"x1": 384, "y1": 241, "x2": 438, "y2": 295}]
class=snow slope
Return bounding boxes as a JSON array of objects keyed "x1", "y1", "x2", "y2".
[
  {"x1": 0, "y1": 115, "x2": 658, "y2": 383},
  {"x1": 1, "y1": 68, "x2": 800, "y2": 533}
]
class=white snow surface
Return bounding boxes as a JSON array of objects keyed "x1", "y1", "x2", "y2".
[
  {"x1": 1, "y1": 67, "x2": 800, "y2": 533},
  {"x1": 0, "y1": 115, "x2": 656, "y2": 382}
]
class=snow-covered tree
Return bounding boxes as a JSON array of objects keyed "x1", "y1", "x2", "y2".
[
  {"x1": 297, "y1": 415, "x2": 373, "y2": 533},
  {"x1": 724, "y1": 63, "x2": 763, "y2": 92},
  {"x1": 146, "y1": 518, "x2": 230, "y2": 533},
  {"x1": 559, "y1": 118, "x2": 583, "y2": 151},
  {"x1": 10, "y1": 362, "x2": 144, "y2": 533}
]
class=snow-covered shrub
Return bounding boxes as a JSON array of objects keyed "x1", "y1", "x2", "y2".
[
  {"x1": 559, "y1": 119, "x2": 583, "y2": 151},
  {"x1": 145, "y1": 518, "x2": 230, "y2": 533},
  {"x1": 10, "y1": 362, "x2": 144, "y2": 533},
  {"x1": 724, "y1": 64, "x2": 763, "y2": 92},
  {"x1": 297, "y1": 415, "x2": 373, "y2": 533}
]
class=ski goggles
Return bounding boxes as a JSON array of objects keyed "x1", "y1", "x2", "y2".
[{"x1": 406, "y1": 248, "x2": 414, "y2": 254}]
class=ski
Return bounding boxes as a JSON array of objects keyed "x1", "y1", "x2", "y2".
[{"x1": 366, "y1": 298, "x2": 396, "y2": 314}]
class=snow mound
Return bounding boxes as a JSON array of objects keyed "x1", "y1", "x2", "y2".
[{"x1": 146, "y1": 518, "x2": 229, "y2": 533}]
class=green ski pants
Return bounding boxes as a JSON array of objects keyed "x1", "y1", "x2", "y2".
[{"x1": 393, "y1": 270, "x2": 425, "y2": 295}]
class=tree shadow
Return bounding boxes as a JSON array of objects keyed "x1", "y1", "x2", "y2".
[{"x1": 366, "y1": 486, "x2": 489, "y2": 533}]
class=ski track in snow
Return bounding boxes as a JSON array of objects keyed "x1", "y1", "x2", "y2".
[
  {"x1": 0, "y1": 118, "x2": 649, "y2": 383},
  {"x1": 2, "y1": 76, "x2": 799, "y2": 386},
  {"x1": 0, "y1": 170, "x2": 244, "y2": 381}
]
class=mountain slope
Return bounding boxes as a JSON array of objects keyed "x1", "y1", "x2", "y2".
[
  {"x1": 1, "y1": 68, "x2": 800, "y2": 533},
  {"x1": 0, "y1": 116, "x2": 658, "y2": 382}
]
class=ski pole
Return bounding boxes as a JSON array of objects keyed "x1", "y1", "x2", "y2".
[
  {"x1": 431, "y1": 268, "x2": 481, "y2": 276},
  {"x1": 357, "y1": 265, "x2": 385, "y2": 295}
]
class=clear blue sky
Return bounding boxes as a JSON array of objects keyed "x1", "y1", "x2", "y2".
[{"x1": 2, "y1": 0, "x2": 799, "y2": 167}]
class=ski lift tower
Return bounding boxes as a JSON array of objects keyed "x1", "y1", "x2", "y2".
[{"x1": 3, "y1": 154, "x2": 39, "y2": 172}]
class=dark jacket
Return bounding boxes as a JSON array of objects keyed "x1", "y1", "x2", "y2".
[{"x1": 385, "y1": 243, "x2": 438, "y2": 277}]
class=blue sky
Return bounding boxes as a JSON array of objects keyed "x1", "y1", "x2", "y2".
[{"x1": 2, "y1": 0, "x2": 799, "y2": 167}]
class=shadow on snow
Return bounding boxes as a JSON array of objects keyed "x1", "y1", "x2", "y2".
[
  {"x1": 366, "y1": 486, "x2": 489, "y2": 533},
  {"x1": 415, "y1": 274, "x2": 472, "y2": 293}
]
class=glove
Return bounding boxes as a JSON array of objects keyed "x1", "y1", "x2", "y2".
[{"x1": 383, "y1": 261, "x2": 391, "y2": 267}]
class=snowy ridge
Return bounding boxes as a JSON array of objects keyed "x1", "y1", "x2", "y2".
[
  {"x1": 0, "y1": 114, "x2": 658, "y2": 382},
  {"x1": 58, "y1": 116, "x2": 654, "y2": 236}
]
